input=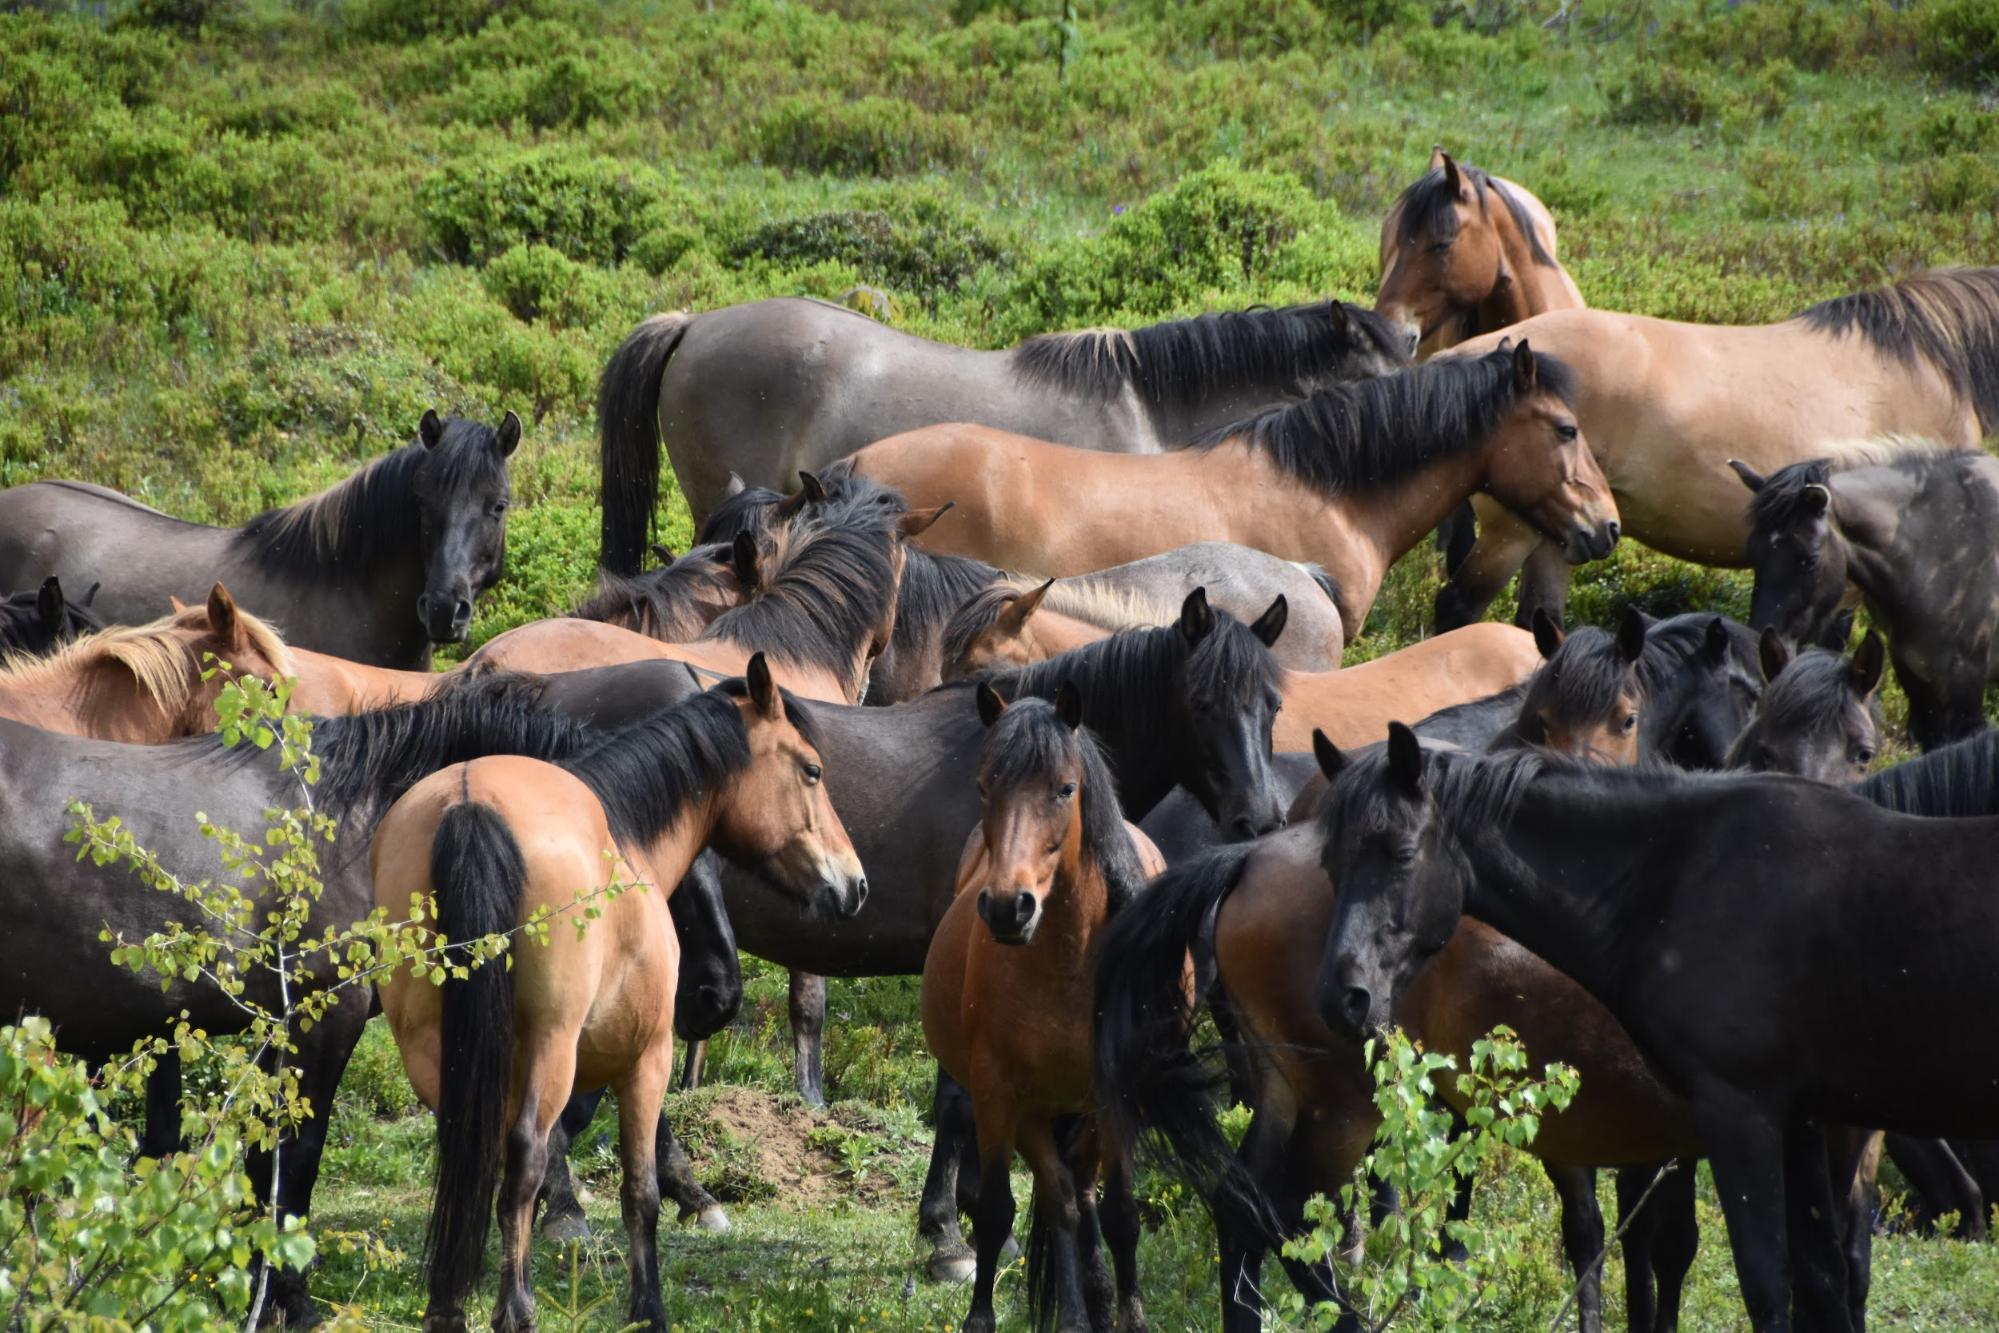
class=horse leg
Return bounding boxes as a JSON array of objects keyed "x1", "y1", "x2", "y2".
[
  {"x1": 614, "y1": 1046, "x2": 674, "y2": 1332},
  {"x1": 1826, "y1": 1128, "x2": 1883, "y2": 1331},
  {"x1": 1942, "y1": 664, "x2": 1990, "y2": 747},
  {"x1": 678, "y1": 1040, "x2": 707, "y2": 1091},
  {"x1": 1061, "y1": 1119, "x2": 1115, "y2": 1333},
  {"x1": 1019, "y1": 1116, "x2": 1091, "y2": 1333},
  {"x1": 1785, "y1": 1121, "x2": 1856, "y2": 1333},
  {"x1": 1616, "y1": 1165, "x2": 1662, "y2": 1333},
  {"x1": 789, "y1": 970, "x2": 828, "y2": 1108},
  {"x1": 1217, "y1": 1102, "x2": 1283, "y2": 1333},
  {"x1": 1512, "y1": 541, "x2": 1574, "y2": 631},
  {"x1": 1437, "y1": 499, "x2": 1479, "y2": 575},
  {"x1": 1435, "y1": 504, "x2": 1540, "y2": 632},
  {"x1": 1694, "y1": 1094, "x2": 1792, "y2": 1332},
  {"x1": 1545, "y1": 1163, "x2": 1604, "y2": 1333},
  {"x1": 921, "y1": 1065, "x2": 979, "y2": 1282},
  {"x1": 963, "y1": 1091, "x2": 1018, "y2": 1333},
  {"x1": 656, "y1": 1109, "x2": 730, "y2": 1231},
  {"x1": 1098, "y1": 1141, "x2": 1148, "y2": 1333},
  {"x1": 1641, "y1": 1161, "x2": 1701, "y2": 1333},
  {"x1": 538, "y1": 1090, "x2": 604, "y2": 1243},
  {"x1": 493, "y1": 1037, "x2": 576, "y2": 1333},
  {"x1": 1883, "y1": 1134, "x2": 1981, "y2": 1237},
  {"x1": 139, "y1": 1052, "x2": 186, "y2": 1159},
  {"x1": 1441, "y1": 1108, "x2": 1474, "y2": 1264},
  {"x1": 1890, "y1": 657, "x2": 1950, "y2": 754}
]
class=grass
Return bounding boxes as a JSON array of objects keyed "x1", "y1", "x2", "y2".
[{"x1": 5, "y1": 0, "x2": 1999, "y2": 1325}]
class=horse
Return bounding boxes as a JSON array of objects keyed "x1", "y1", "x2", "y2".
[
  {"x1": 922, "y1": 685, "x2": 1162, "y2": 1333},
  {"x1": 1435, "y1": 268, "x2": 1999, "y2": 630},
  {"x1": 1733, "y1": 443, "x2": 1999, "y2": 749},
  {"x1": 1726, "y1": 632, "x2": 1885, "y2": 786},
  {"x1": 1316, "y1": 734, "x2": 1999, "y2": 1332},
  {"x1": 848, "y1": 341, "x2": 1619, "y2": 632},
  {"x1": 0, "y1": 576, "x2": 101, "y2": 657},
  {"x1": 567, "y1": 541, "x2": 750, "y2": 640},
  {"x1": 0, "y1": 410, "x2": 518, "y2": 669},
  {"x1": 0, "y1": 674, "x2": 598, "y2": 1325},
  {"x1": 372, "y1": 658, "x2": 865, "y2": 1332},
  {"x1": 595, "y1": 296, "x2": 1411, "y2": 564}
]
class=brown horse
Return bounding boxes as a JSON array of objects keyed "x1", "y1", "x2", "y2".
[
  {"x1": 922, "y1": 684, "x2": 1166, "y2": 1333},
  {"x1": 1436, "y1": 268, "x2": 1999, "y2": 629},
  {"x1": 0, "y1": 583, "x2": 295, "y2": 743},
  {"x1": 373, "y1": 657, "x2": 866, "y2": 1332},
  {"x1": 851, "y1": 342, "x2": 1617, "y2": 633}
]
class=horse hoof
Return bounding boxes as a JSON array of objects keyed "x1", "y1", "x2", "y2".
[
  {"x1": 541, "y1": 1210, "x2": 592, "y2": 1245},
  {"x1": 1115, "y1": 1299, "x2": 1149, "y2": 1333},
  {"x1": 695, "y1": 1205, "x2": 732, "y2": 1233},
  {"x1": 926, "y1": 1248, "x2": 977, "y2": 1284},
  {"x1": 421, "y1": 1314, "x2": 468, "y2": 1333}
]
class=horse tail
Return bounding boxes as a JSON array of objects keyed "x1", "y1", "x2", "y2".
[
  {"x1": 599, "y1": 311, "x2": 695, "y2": 575},
  {"x1": 424, "y1": 800, "x2": 527, "y2": 1316},
  {"x1": 1090, "y1": 844, "x2": 1276, "y2": 1243}
]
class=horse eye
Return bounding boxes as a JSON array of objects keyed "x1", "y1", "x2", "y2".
[
  {"x1": 1853, "y1": 748, "x2": 1875, "y2": 766},
  {"x1": 1393, "y1": 844, "x2": 1419, "y2": 868},
  {"x1": 802, "y1": 763, "x2": 822, "y2": 784},
  {"x1": 1622, "y1": 712, "x2": 1639, "y2": 733},
  {"x1": 1555, "y1": 424, "x2": 1579, "y2": 442},
  {"x1": 1057, "y1": 782, "x2": 1076, "y2": 800},
  {"x1": 1429, "y1": 241, "x2": 1451, "y2": 255},
  {"x1": 490, "y1": 500, "x2": 509, "y2": 516}
]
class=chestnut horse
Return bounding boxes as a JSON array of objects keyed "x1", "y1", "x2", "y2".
[
  {"x1": 922, "y1": 684, "x2": 1163, "y2": 1333},
  {"x1": 851, "y1": 342, "x2": 1618, "y2": 633},
  {"x1": 1435, "y1": 268, "x2": 1999, "y2": 629},
  {"x1": 373, "y1": 659, "x2": 866, "y2": 1332},
  {"x1": 596, "y1": 296, "x2": 1410, "y2": 563}
]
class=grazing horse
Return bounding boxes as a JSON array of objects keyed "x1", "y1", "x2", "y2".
[
  {"x1": 0, "y1": 576, "x2": 101, "y2": 657},
  {"x1": 1436, "y1": 267, "x2": 1999, "y2": 629},
  {"x1": 923, "y1": 685, "x2": 1162, "y2": 1333},
  {"x1": 373, "y1": 660, "x2": 865, "y2": 1333},
  {"x1": 596, "y1": 296, "x2": 1410, "y2": 563},
  {"x1": 1734, "y1": 443, "x2": 1999, "y2": 749},
  {"x1": 1726, "y1": 633, "x2": 1885, "y2": 786},
  {"x1": 0, "y1": 676, "x2": 593, "y2": 1325},
  {"x1": 1316, "y1": 734, "x2": 1999, "y2": 1333},
  {"x1": 851, "y1": 342, "x2": 1618, "y2": 632},
  {"x1": 567, "y1": 542, "x2": 750, "y2": 640},
  {"x1": 0, "y1": 410, "x2": 519, "y2": 668}
]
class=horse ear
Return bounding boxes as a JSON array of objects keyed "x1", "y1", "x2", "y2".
[
  {"x1": 1850, "y1": 631, "x2": 1886, "y2": 698},
  {"x1": 1727, "y1": 459, "x2": 1768, "y2": 493},
  {"x1": 1056, "y1": 680, "x2": 1084, "y2": 731},
  {"x1": 1177, "y1": 587, "x2": 1214, "y2": 644},
  {"x1": 80, "y1": 581, "x2": 99, "y2": 608},
  {"x1": 495, "y1": 410, "x2": 522, "y2": 457},
  {"x1": 723, "y1": 472, "x2": 748, "y2": 500},
  {"x1": 1326, "y1": 301, "x2": 1350, "y2": 336},
  {"x1": 1312, "y1": 728, "x2": 1346, "y2": 781},
  {"x1": 1758, "y1": 627, "x2": 1792, "y2": 683},
  {"x1": 769, "y1": 486, "x2": 809, "y2": 522},
  {"x1": 1617, "y1": 605, "x2": 1648, "y2": 665},
  {"x1": 1386, "y1": 721, "x2": 1425, "y2": 796},
  {"x1": 996, "y1": 579, "x2": 1054, "y2": 634},
  {"x1": 651, "y1": 544, "x2": 676, "y2": 567},
  {"x1": 1702, "y1": 614, "x2": 1732, "y2": 663},
  {"x1": 1429, "y1": 143, "x2": 1449, "y2": 172},
  {"x1": 797, "y1": 470, "x2": 827, "y2": 504},
  {"x1": 168, "y1": 595, "x2": 187, "y2": 613},
  {"x1": 976, "y1": 680, "x2": 1008, "y2": 728},
  {"x1": 1801, "y1": 484, "x2": 1831, "y2": 518},
  {"x1": 1438, "y1": 151, "x2": 1464, "y2": 197},
  {"x1": 1250, "y1": 595, "x2": 1288, "y2": 648},
  {"x1": 746, "y1": 651, "x2": 782, "y2": 720},
  {"x1": 419, "y1": 409, "x2": 444, "y2": 449},
  {"x1": 206, "y1": 582, "x2": 242, "y2": 647},
  {"x1": 1531, "y1": 608, "x2": 1564, "y2": 660},
  {"x1": 897, "y1": 502, "x2": 954, "y2": 540},
  {"x1": 36, "y1": 577, "x2": 62, "y2": 630},
  {"x1": 1511, "y1": 339, "x2": 1537, "y2": 392},
  {"x1": 731, "y1": 531, "x2": 760, "y2": 590}
]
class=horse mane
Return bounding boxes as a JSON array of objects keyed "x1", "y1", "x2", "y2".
[
  {"x1": 1490, "y1": 627, "x2": 1638, "y2": 749},
  {"x1": 230, "y1": 419, "x2": 506, "y2": 578},
  {"x1": 939, "y1": 577, "x2": 1177, "y2": 675},
  {"x1": 1193, "y1": 345, "x2": 1576, "y2": 497},
  {"x1": 1638, "y1": 612, "x2": 1760, "y2": 695},
  {"x1": 978, "y1": 697, "x2": 1150, "y2": 915},
  {"x1": 0, "y1": 602, "x2": 295, "y2": 718},
  {"x1": 1750, "y1": 442, "x2": 1968, "y2": 533},
  {"x1": 1390, "y1": 161, "x2": 1557, "y2": 269},
  {"x1": 1748, "y1": 649, "x2": 1875, "y2": 747},
  {"x1": 1852, "y1": 729, "x2": 1999, "y2": 817},
  {"x1": 1011, "y1": 301, "x2": 1405, "y2": 408},
  {"x1": 1797, "y1": 268, "x2": 1999, "y2": 433},
  {"x1": 569, "y1": 544, "x2": 738, "y2": 638},
  {"x1": 696, "y1": 483, "x2": 783, "y2": 546},
  {"x1": 889, "y1": 547, "x2": 1002, "y2": 673},
  {"x1": 1323, "y1": 743, "x2": 1550, "y2": 856}
]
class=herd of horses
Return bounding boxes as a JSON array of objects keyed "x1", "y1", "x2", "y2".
[{"x1": 3, "y1": 147, "x2": 1998, "y2": 1332}]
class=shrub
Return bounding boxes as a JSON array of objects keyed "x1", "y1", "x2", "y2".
[
  {"x1": 479, "y1": 242, "x2": 616, "y2": 326},
  {"x1": 729, "y1": 202, "x2": 1009, "y2": 294},
  {"x1": 1601, "y1": 61, "x2": 1722, "y2": 126},
  {"x1": 419, "y1": 145, "x2": 673, "y2": 265},
  {"x1": 340, "y1": 0, "x2": 565, "y2": 43},
  {"x1": 1919, "y1": 0, "x2": 1999, "y2": 84},
  {"x1": 751, "y1": 94, "x2": 975, "y2": 177}
]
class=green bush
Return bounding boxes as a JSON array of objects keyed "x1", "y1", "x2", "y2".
[
  {"x1": 479, "y1": 242, "x2": 617, "y2": 326},
  {"x1": 751, "y1": 94, "x2": 975, "y2": 176},
  {"x1": 340, "y1": 0, "x2": 565, "y2": 43},
  {"x1": 1919, "y1": 0, "x2": 1999, "y2": 83},
  {"x1": 730, "y1": 203, "x2": 1009, "y2": 294},
  {"x1": 1601, "y1": 61, "x2": 1722, "y2": 125},
  {"x1": 419, "y1": 145, "x2": 674, "y2": 265}
]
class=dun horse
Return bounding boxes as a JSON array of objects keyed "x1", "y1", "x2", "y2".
[
  {"x1": 849, "y1": 342, "x2": 1618, "y2": 631},
  {"x1": 1734, "y1": 443, "x2": 1999, "y2": 749},
  {"x1": 373, "y1": 659, "x2": 865, "y2": 1332},
  {"x1": 596, "y1": 297, "x2": 1409, "y2": 563},
  {"x1": 0, "y1": 410, "x2": 519, "y2": 668},
  {"x1": 0, "y1": 576, "x2": 100, "y2": 657},
  {"x1": 922, "y1": 686, "x2": 1161, "y2": 1333},
  {"x1": 1435, "y1": 267, "x2": 1999, "y2": 629}
]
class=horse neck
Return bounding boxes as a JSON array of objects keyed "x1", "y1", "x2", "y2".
[
  {"x1": 1339, "y1": 446, "x2": 1498, "y2": 615},
  {"x1": 626, "y1": 792, "x2": 723, "y2": 902},
  {"x1": 0, "y1": 661, "x2": 192, "y2": 743},
  {"x1": 286, "y1": 648, "x2": 438, "y2": 715},
  {"x1": 1476, "y1": 202, "x2": 1583, "y2": 335}
]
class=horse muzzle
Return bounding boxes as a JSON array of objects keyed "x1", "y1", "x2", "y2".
[
  {"x1": 417, "y1": 591, "x2": 474, "y2": 643},
  {"x1": 1564, "y1": 518, "x2": 1621, "y2": 564},
  {"x1": 976, "y1": 888, "x2": 1040, "y2": 946}
]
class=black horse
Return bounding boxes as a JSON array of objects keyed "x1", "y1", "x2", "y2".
[
  {"x1": 0, "y1": 410, "x2": 517, "y2": 669},
  {"x1": 1726, "y1": 631, "x2": 1884, "y2": 786},
  {"x1": 1317, "y1": 731, "x2": 1999, "y2": 1332},
  {"x1": 0, "y1": 575, "x2": 101, "y2": 657}
]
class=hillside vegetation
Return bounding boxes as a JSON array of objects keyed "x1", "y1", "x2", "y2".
[{"x1": 5, "y1": 0, "x2": 1999, "y2": 1326}]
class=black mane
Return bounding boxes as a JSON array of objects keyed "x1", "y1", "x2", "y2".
[
  {"x1": 1392, "y1": 162, "x2": 1557, "y2": 269},
  {"x1": 1853, "y1": 728, "x2": 1999, "y2": 817},
  {"x1": 896, "y1": 547, "x2": 1002, "y2": 672},
  {"x1": 1744, "y1": 458, "x2": 1835, "y2": 535},
  {"x1": 1322, "y1": 743, "x2": 1550, "y2": 861},
  {"x1": 1194, "y1": 346, "x2": 1576, "y2": 498},
  {"x1": 1798, "y1": 268, "x2": 1999, "y2": 433},
  {"x1": 569, "y1": 544, "x2": 738, "y2": 638},
  {"x1": 1011, "y1": 301, "x2": 1406, "y2": 408},
  {"x1": 1495, "y1": 627, "x2": 1637, "y2": 746}
]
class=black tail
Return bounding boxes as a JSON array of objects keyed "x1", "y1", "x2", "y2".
[
  {"x1": 1091, "y1": 844, "x2": 1280, "y2": 1245},
  {"x1": 599, "y1": 312, "x2": 695, "y2": 575},
  {"x1": 424, "y1": 801, "x2": 527, "y2": 1316},
  {"x1": 1024, "y1": 1113, "x2": 1088, "y2": 1333}
]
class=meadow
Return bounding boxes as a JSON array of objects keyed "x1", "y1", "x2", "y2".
[{"x1": 4, "y1": 0, "x2": 1999, "y2": 1326}]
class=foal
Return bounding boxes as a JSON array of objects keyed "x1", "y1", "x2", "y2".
[
  {"x1": 922, "y1": 684, "x2": 1162, "y2": 1333},
  {"x1": 373, "y1": 657, "x2": 866, "y2": 1332}
]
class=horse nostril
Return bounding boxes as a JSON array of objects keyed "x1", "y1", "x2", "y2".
[
  {"x1": 1605, "y1": 521, "x2": 1621, "y2": 547},
  {"x1": 1014, "y1": 893, "x2": 1036, "y2": 925},
  {"x1": 976, "y1": 890, "x2": 992, "y2": 921},
  {"x1": 852, "y1": 875, "x2": 869, "y2": 908},
  {"x1": 453, "y1": 598, "x2": 473, "y2": 623},
  {"x1": 1341, "y1": 986, "x2": 1372, "y2": 1032}
]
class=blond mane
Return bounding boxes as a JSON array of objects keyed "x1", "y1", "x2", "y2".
[{"x1": 0, "y1": 602, "x2": 295, "y2": 715}]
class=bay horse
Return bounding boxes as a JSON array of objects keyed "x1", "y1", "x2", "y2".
[
  {"x1": 373, "y1": 659, "x2": 865, "y2": 1332},
  {"x1": 0, "y1": 576, "x2": 101, "y2": 657},
  {"x1": 1317, "y1": 735, "x2": 1999, "y2": 1332},
  {"x1": 596, "y1": 296, "x2": 1410, "y2": 563},
  {"x1": 0, "y1": 674, "x2": 595, "y2": 1325},
  {"x1": 922, "y1": 685, "x2": 1162, "y2": 1333},
  {"x1": 1733, "y1": 443, "x2": 1999, "y2": 749},
  {"x1": 848, "y1": 341, "x2": 1618, "y2": 631},
  {"x1": 0, "y1": 410, "x2": 519, "y2": 668},
  {"x1": 1435, "y1": 268, "x2": 1999, "y2": 630}
]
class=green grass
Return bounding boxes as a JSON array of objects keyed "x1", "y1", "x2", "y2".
[{"x1": 7, "y1": 0, "x2": 1999, "y2": 1325}]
